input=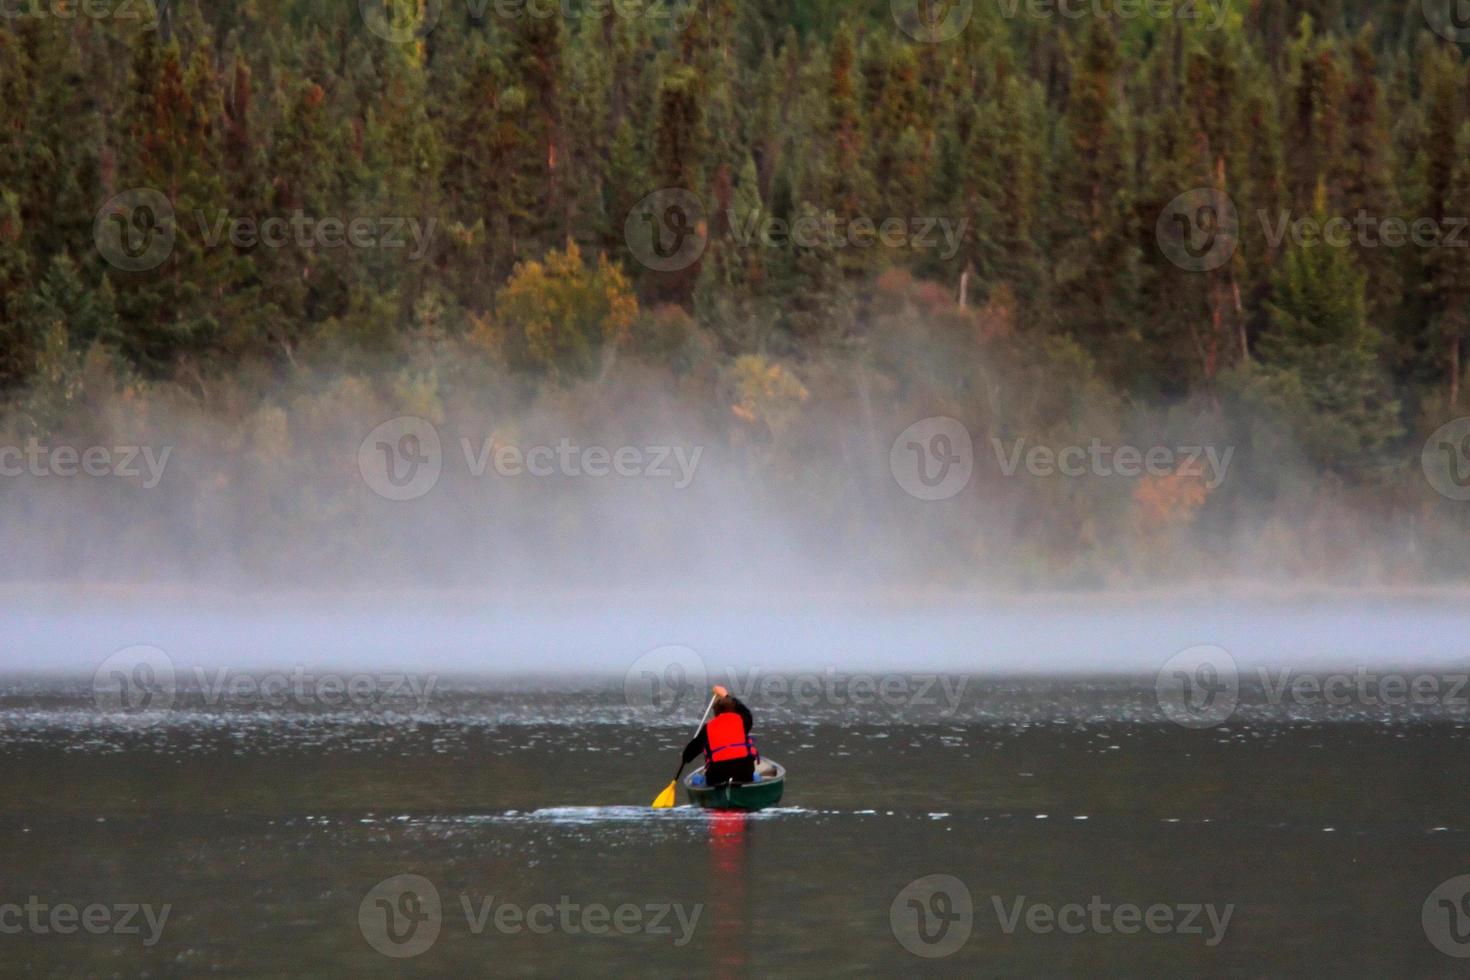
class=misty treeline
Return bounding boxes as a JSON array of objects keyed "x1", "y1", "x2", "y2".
[{"x1": 0, "y1": 0, "x2": 1468, "y2": 589}]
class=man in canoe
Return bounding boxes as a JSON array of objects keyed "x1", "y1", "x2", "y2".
[{"x1": 681, "y1": 686, "x2": 757, "y2": 785}]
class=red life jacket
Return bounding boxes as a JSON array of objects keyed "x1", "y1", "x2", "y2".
[{"x1": 704, "y1": 711, "x2": 754, "y2": 764}]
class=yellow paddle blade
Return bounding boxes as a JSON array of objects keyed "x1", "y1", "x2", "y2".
[{"x1": 651, "y1": 780, "x2": 677, "y2": 809}]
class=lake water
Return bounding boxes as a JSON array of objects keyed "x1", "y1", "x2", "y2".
[{"x1": 3, "y1": 675, "x2": 1468, "y2": 976}]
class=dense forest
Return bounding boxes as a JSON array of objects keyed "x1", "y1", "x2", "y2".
[{"x1": 1, "y1": 0, "x2": 1469, "y2": 589}]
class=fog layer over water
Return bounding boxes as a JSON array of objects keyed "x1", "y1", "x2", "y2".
[{"x1": 5, "y1": 592, "x2": 1470, "y2": 675}]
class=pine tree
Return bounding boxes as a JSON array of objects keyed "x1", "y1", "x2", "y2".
[
  {"x1": 1334, "y1": 28, "x2": 1400, "y2": 314},
  {"x1": 109, "y1": 33, "x2": 228, "y2": 376},
  {"x1": 869, "y1": 44, "x2": 930, "y2": 222},
  {"x1": 1255, "y1": 188, "x2": 1401, "y2": 475},
  {"x1": 1433, "y1": 123, "x2": 1470, "y2": 409},
  {"x1": 1418, "y1": 47, "x2": 1465, "y2": 402},
  {"x1": 0, "y1": 189, "x2": 34, "y2": 390},
  {"x1": 962, "y1": 73, "x2": 1046, "y2": 313},
  {"x1": 440, "y1": 38, "x2": 533, "y2": 303},
  {"x1": 811, "y1": 26, "x2": 875, "y2": 232},
  {"x1": 1136, "y1": 69, "x2": 1215, "y2": 393},
  {"x1": 649, "y1": 62, "x2": 707, "y2": 306},
  {"x1": 1283, "y1": 18, "x2": 1345, "y2": 213},
  {"x1": 1050, "y1": 16, "x2": 1140, "y2": 381},
  {"x1": 514, "y1": 15, "x2": 568, "y2": 246}
]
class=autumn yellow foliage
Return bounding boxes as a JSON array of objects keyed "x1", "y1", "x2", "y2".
[
  {"x1": 1131, "y1": 459, "x2": 1209, "y2": 531},
  {"x1": 730, "y1": 354, "x2": 809, "y2": 440},
  {"x1": 487, "y1": 241, "x2": 638, "y2": 376}
]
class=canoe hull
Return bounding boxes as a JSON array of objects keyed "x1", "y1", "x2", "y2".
[{"x1": 683, "y1": 761, "x2": 785, "y2": 811}]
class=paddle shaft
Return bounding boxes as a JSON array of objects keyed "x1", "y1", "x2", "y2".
[{"x1": 674, "y1": 693, "x2": 718, "y2": 779}]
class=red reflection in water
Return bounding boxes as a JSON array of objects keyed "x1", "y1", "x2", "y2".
[{"x1": 707, "y1": 810, "x2": 749, "y2": 971}]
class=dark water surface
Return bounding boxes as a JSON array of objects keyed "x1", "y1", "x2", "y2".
[{"x1": 2, "y1": 676, "x2": 1468, "y2": 977}]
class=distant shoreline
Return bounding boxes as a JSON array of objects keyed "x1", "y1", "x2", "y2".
[{"x1": 5, "y1": 579, "x2": 1470, "y2": 611}]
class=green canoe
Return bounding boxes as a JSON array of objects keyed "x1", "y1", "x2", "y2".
[{"x1": 683, "y1": 760, "x2": 786, "y2": 811}]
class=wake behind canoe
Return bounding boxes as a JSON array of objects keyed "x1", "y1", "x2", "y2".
[{"x1": 683, "y1": 760, "x2": 786, "y2": 811}]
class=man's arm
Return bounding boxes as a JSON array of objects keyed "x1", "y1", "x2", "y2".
[{"x1": 680, "y1": 727, "x2": 707, "y2": 767}]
